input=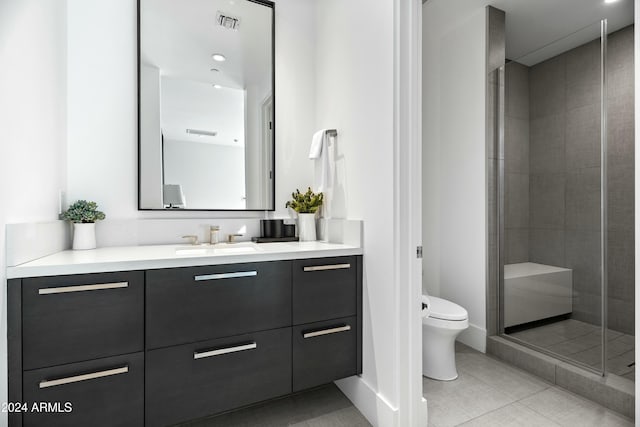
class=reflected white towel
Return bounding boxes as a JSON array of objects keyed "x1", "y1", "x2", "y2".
[
  {"x1": 309, "y1": 129, "x2": 333, "y2": 192},
  {"x1": 309, "y1": 130, "x2": 325, "y2": 159}
]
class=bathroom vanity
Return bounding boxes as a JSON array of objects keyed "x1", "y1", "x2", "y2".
[{"x1": 6, "y1": 243, "x2": 362, "y2": 427}]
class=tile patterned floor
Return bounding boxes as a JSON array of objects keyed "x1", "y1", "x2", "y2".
[
  {"x1": 508, "y1": 319, "x2": 635, "y2": 380},
  {"x1": 179, "y1": 384, "x2": 371, "y2": 427},
  {"x1": 181, "y1": 337, "x2": 634, "y2": 427},
  {"x1": 423, "y1": 343, "x2": 634, "y2": 427}
]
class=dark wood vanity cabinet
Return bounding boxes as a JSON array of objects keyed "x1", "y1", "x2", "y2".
[
  {"x1": 146, "y1": 261, "x2": 292, "y2": 349},
  {"x1": 21, "y1": 271, "x2": 144, "y2": 370},
  {"x1": 7, "y1": 255, "x2": 362, "y2": 427}
]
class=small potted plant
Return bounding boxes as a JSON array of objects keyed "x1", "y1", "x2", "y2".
[
  {"x1": 285, "y1": 188, "x2": 323, "y2": 241},
  {"x1": 62, "y1": 200, "x2": 106, "y2": 250}
]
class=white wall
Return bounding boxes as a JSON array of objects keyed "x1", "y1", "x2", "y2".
[
  {"x1": 164, "y1": 140, "x2": 246, "y2": 209},
  {"x1": 315, "y1": 0, "x2": 400, "y2": 423},
  {"x1": 66, "y1": 0, "x2": 315, "y2": 220},
  {"x1": 139, "y1": 63, "x2": 163, "y2": 208},
  {"x1": 0, "y1": 0, "x2": 69, "y2": 423},
  {"x1": 423, "y1": 1, "x2": 488, "y2": 351},
  {"x1": 272, "y1": 0, "x2": 317, "y2": 218}
]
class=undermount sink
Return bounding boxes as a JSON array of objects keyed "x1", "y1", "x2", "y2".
[{"x1": 175, "y1": 242, "x2": 261, "y2": 256}]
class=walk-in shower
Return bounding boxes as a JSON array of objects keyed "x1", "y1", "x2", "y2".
[{"x1": 494, "y1": 18, "x2": 635, "y2": 383}]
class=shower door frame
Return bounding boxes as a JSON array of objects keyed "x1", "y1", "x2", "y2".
[{"x1": 496, "y1": 19, "x2": 609, "y2": 377}]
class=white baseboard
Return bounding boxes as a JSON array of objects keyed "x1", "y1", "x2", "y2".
[
  {"x1": 335, "y1": 376, "x2": 398, "y2": 427},
  {"x1": 457, "y1": 323, "x2": 487, "y2": 353},
  {"x1": 420, "y1": 397, "x2": 428, "y2": 427}
]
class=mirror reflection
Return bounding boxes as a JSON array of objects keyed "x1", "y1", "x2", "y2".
[{"x1": 139, "y1": 0, "x2": 274, "y2": 210}]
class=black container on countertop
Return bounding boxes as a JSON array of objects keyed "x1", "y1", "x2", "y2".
[
  {"x1": 260, "y1": 219, "x2": 284, "y2": 238},
  {"x1": 283, "y1": 224, "x2": 296, "y2": 238}
]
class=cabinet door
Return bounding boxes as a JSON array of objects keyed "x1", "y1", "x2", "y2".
[
  {"x1": 292, "y1": 316, "x2": 358, "y2": 392},
  {"x1": 22, "y1": 352, "x2": 144, "y2": 427},
  {"x1": 22, "y1": 271, "x2": 144, "y2": 370},
  {"x1": 146, "y1": 261, "x2": 291, "y2": 349},
  {"x1": 145, "y1": 328, "x2": 291, "y2": 427},
  {"x1": 292, "y1": 257, "x2": 356, "y2": 325}
]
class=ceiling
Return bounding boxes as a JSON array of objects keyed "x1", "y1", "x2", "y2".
[
  {"x1": 140, "y1": 0, "x2": 272, "y2": 90},
  {"x1": 490, "y1": 0, "x2": 634, "y2": 65}
]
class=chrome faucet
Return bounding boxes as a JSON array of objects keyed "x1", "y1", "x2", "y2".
[
  {"x1": 182, "y1": 235, "x2": 199, "y2": 245},
  {"x1": 210, "y1": 225, "x2": 220, "y2": 245},
  {"x1": 227, "y1": 233, "x2": 243, "y2": 243}
]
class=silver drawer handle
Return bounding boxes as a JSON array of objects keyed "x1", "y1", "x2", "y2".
[
  {"x1": 303, "y1": 263, "x2": 351, "y2": 272},
  {"x1": 194, "y1": 342, "x2": 257, "y2": 359},
  {"x1": 39, "y1": 366, "x2": 128, "y2": 389},
  {"x1": 38, "y1": 281, "x2": 129, "y2": 295},
  {"x1": 303, "y1": 325, "x2": 351, "y2": 339},
  {"x1": 194, "y1": 271, "x2": 257, "y2": 281}
]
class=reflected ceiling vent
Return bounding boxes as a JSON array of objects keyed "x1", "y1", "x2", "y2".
[
  {"x1": 216, "y1": 12, "x2": 240, "y2": 30},
  {"x1": 186, "y1": 129, "x2": 217, "y2": 137}
]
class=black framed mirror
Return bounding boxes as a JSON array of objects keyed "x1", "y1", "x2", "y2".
[{"x1": 138, "y1": 0, "x2": 275, "y2": 211}]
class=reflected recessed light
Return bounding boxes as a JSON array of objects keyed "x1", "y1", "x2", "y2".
[
  {"x1": 186, "y1": 128, "x2": 217, "y2": 137},
  {"x1": 212, "y1": 53, "x2": 226, "y2": 62},
  {"x1": 213, "y1": 84, "x2": 222, "y2": 89},
  {"x1": 604, "y1": 0, "x2": 619, "y2": 3}
]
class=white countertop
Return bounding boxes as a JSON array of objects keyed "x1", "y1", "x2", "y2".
[{"x1": 6, "y1": 241, "x2": 363, "y2": 279}]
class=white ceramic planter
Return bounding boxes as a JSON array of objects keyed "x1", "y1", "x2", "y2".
[
  {"x1": 297, "y1": 213, "x2": 317, "y2": 241},
  {"x1": 72, "y1": 223, "x2": 97, "y2": 250}
]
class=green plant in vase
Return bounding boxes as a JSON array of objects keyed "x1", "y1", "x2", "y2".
[
  {"x1": 62, "y1": 200, "x2": 106, "y2": 250},
  {"x1": 286, "y1": 188, "x2": 323, "y2": 241}
]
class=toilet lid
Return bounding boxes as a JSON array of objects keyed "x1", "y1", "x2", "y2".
[{"x1": 427, "y1": 296, "x2": 468, "y2": 321}]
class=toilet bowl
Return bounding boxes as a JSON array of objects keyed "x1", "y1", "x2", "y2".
[{"x1": 422, "y1": 295, "x2": 469, "y2": 381}]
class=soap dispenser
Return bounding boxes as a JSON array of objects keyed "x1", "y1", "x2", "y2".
[{"x1": 210, "y1": 225, "x2": 220, "y2": 244}]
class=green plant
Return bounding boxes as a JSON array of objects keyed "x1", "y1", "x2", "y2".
[
  {"x1": 285, "y1": 187, "x2": 324, "y2": 213},
  {"x1": 62, "y1": 200, "x2": 106, "y2": 223}
]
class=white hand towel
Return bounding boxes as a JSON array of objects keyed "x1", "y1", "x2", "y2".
[
  {"x1": 309, "y1": 129, "x2": 325, "y2": 159},
  {"x1": 309, "y1": 129, "x2": 333, "y2": 192}
]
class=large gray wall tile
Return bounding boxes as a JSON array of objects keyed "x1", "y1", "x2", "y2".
[
  {"x1": 565, "y1": 39, "x2": 600, "y2": 110},
  {"x1": 505, "y1": 117, "x2": 530, "y2": 173},
  {"x1": 565, "y1": 104, "x2": 601, "y2": 170},
  {"x1": 608, "y1": 230, "x2": 634, "y2": 300},
  {"x1": 565, "y1": 168, "x2": 601, "y2": 231},
  {"x1": 506, "y1": 61, "x2": 530, "y2": 120},
  {"x1": 530, "y1": 114, "x2": 565, "y2": 174},
  {"x1": 565, "y1": 230, "x2": 601, "y2": 295},
  {"x1": 607, "y1": 165, "x2": 634, "y2": 232},
  {"x1": 571, "y1": 291, "x2": 602, "y2": 326},
  {"x1": 607, "y1": 95, "x2": 635, "y2": 170},
  {"x1": 506, "y1": 228, "x2": 529, "y2": 264},
  {"x1": 506, "y1": 173, "x2": 529, "y2": 228},
  {"x1": 529, "y1": 228, "x2": 565, "y2": 267},
  {"x1": 530, "y1": 174, "x2": 565, "y2": 229},
  {"x1": 608, "y1": 298, "x2": 635, "y2": 336},
  {"x1": 530, "y1": 55, "x2": 566, "y2": 119},
  {"x1": 607, "y1": 26, "x2": 634, "y2": 101}
]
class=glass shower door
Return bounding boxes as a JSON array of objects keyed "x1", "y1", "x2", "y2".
[{"x1": 499, "y1": 20, "x2": 607, "y2": 375}]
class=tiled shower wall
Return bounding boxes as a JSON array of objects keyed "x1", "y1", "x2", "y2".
[
  {"x1": 505, "y1": 62, "x2": 530, "y2": 264},
  {"x1": 503, "y1": 26, "x2": 634, "y2": 334}
]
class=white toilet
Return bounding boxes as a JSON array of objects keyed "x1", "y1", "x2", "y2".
[{"x1": 422, "y1": 295, "x2": 469, "y2": 381}]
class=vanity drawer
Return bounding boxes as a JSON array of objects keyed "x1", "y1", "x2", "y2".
[
  {"x1": 22, "y1": 271, "x2": 144, "y2": 370},
  {"x1": 292, "y1": 256, "x2": 356, "y2": 324},
  {"x1": 292, "y1": 316, "x2": 358, "y2": 392},
  {"x1": 146, "y1": 261, "x2": 291, "y2": 349},
  {"x1": 145, "y1": 327, "x2": 291, "y2": 427},
  {"x1": 22, "y1": 352, "x2": 144, "y2": 427}
]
